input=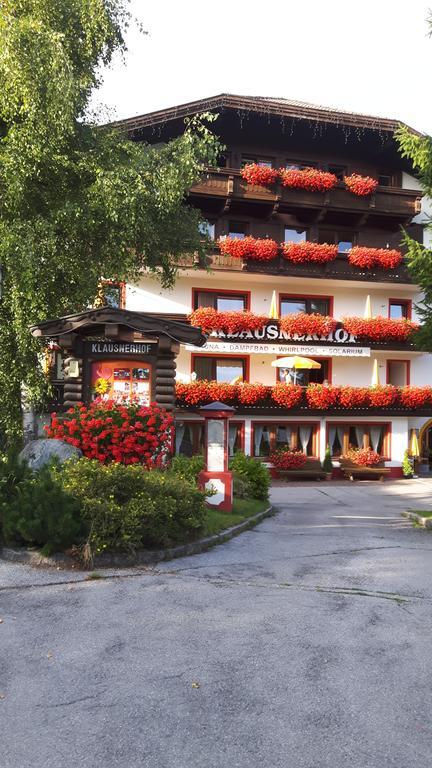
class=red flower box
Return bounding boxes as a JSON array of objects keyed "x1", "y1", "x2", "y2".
[
  {"x1": 237, "y1": 382, "x2": 270, "y2": 405},
  {"x1": 281, "y1": 241, "x2": 338, "y2": 264},
  {"x1": 338, "y1": 386, "x2": 370, "y2": 409},
  {"x1": 343, "y1": 447, "x2": 381, "y2": 466},
  {"x1": 399, "y1": 386, "x2": 432, "y2": 408},
  {"x1": 218, "y1": 236, "x2": 278, "y2": 261},
  {"x1": 306, "y1": 384, "x2": 339, "y2": 410},
  {"x1": 189, "y1": 307, "x2": 267, "y2": 335},
  {"x1": 368, "y1": 385, "x2": 398, "y2": 408},
  {"x1": 280, "y1": 312, "x2": 337, "y2": 337},
  {"x1": 279, "y1": 168, "x2": 338, "y2": 192},
  {"x1": 270, "y1": 448, "x2": 307, "y2": 470},
  {"x1": 241, "y1": 163, "x2": 279, "y2": 186},
  {"x1": 271, "y1": 384, "x2": 303, "y2": 409},
  {"x1": 345, "y1": 174, "x2": 378, "y2": 196},
  {"x1": 348, "y1": 246, "x2": 402, "y2": 270},
  {"x1": 342, "y1": 316, "x2": 418, "y2": 342}
]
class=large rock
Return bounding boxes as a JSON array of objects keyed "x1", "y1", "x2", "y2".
[{"x1": 19, "y1": 439, "x2": 82, "y2": 471}]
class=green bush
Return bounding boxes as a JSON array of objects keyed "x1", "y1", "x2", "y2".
[
  {"x1": 58, "y1": 459, "x2": 207, "y2": 560},
  {"x1": 402, "y1": 449, "x2": 414, "y2": 478},
  {"x1": 232, "y1": 472, "x2": 253, "y2": 499},
  {"x1": 229, "y1": 452, "x2": 270, "y2": 500},
  {"x1": 169, "y1": 454, "x2": 205, "y2": 484},
  {"x1": 1, "y1": 463, "x2": 83, "y2": 555},
  {"x1": 322, "y1": 445, "x2": 333, "y2": 474}
]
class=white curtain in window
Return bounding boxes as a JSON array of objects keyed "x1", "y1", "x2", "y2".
[
  {"x1": 337, "y1": 426, "x2": 345, "y2": 449},
  {"x1": 196, "y1": 424, "x2": 204, "y2": 452},
  {"x1": 370, "y1": 426, "x2": 383, "y2": 452},
  {"x1": 329, "y1": 426, "x2": 337, "y2": 450},
  {"x1": 175, "y1": 423, "x2": 185, "y2": 454},
  {"x1": 228, "y1": 424, "x2": 237, "y2": 456},
  {"x1": 285, "y1": 426, "x2": 292, "y2": 447},
  {"x1": 355, "y1": 426, "x2": 365, "y2": 449},
  {"x1": 254, "y1": 425, "x2": 264, "y2": 455},
  {"x1": 299, "y1": 425, "x2": 312, "y2": 453},
  {"x1": 262, "y1": 428, "x2": 270, "y2": 445}
]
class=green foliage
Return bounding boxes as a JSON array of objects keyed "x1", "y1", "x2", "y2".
[
  {"x1": 232, "y1": 473, "x2": 253, "y2": 499},
  {"x1": 169, "y1": 454, "x2": 205, "y2": 484},
  {"x1": 229, "y1": 452, "x2": 270, "y2": 500},
  {"x1": 322, "y1": 445, "x2": 333, "y2": 474},
  {"x1": 402, "y1": 449, "x2": 414, "y2": 478},
  {"x1": 58, "y1": 458, "x2": 207, "y2": 560},
  {"x1": 0, "y1": 1, "x2": 221, "y2": 442},
  {"x1": 1, "y1": 462, "x2": 83, "y2": 554}
]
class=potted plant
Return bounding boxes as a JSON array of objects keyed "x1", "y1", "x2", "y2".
[
  {"x1": 402, "y1": 449, "x2": 414, "y2": 479},
  {"x1": 322, "y1": 445, "x2": 333, "y2": 480}
]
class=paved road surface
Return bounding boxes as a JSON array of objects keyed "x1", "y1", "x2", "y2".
[{"x1": 1, "y1": 480, "x2": 432, "y2": 768}]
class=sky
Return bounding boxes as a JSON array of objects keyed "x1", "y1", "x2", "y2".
[{"x1": 94, "y1": 0, "x2": 432, "y2": 135}]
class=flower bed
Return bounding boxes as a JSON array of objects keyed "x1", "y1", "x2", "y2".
[
  {"x1": 241, "y1": 163, "x2": 279, "y2": 186},
  {"x1": 281, "y1": 241, "x2": 338, "y2": 263},
  {"x1": 218, "y1": 236, "x2": 278, "y2": 261},
  {"x1": 270, "y1": 447, "x2": 307, "y2": 470},
  {"x1": 189, "y1": 307, "x2": 267, "y2": 334},
  {"x1": 341, "y1": 316, "x2": 418, "y2": 342},
  {"x1": 279, "y1": 167, "x2": 338, "y2": 192},
  {"x1": 344, "y1": 174, "x2": 378, "y2": 196},
  {"x1": 45, "y1": 399, "x2": 173, "y2": 467},
  {"x1": 343, "y1": 447, "x2": 381, "y2": 466},
  {"x1": 279, "y1": 312, "x2": 337, "y2": 337},
  {"x1": 348, "y1": 246, "x2": 402, "y2": 270}
]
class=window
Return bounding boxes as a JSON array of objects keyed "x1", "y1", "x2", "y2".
[
  {"x1": 327, "y1": 422, "x2": 390, "y2": 458},
  {"x1": 252, "y1": 422, "x2": 319, "y2": 457},
  {"x1": 285, "y1": 159, "x2": 317, "y2": 170},
  {"x1": 318, "y1": 230, "x2": 355, "y2": 253},
  {"x1": 387, "y1": 360, "x2": 410, "y2": 387},
  {"x1": 242, "y1": 155, "x2": 273, "y2": 168},
  {"x1": 198, "y1": 220, "x2": 215, "y2": 240},
  {"x1": 378, "y1": 173, "x2": 392, "y2": 187},
  {"x1": 327, "y1": 164, "x2": 347, "y2": 181},
  {"x1": 193, "y1": 356, "x2": 247, "y2": 383},
  {"x1": 228, "y1": 220, "x2": 248, "y2": 239},
  {"x1": 176, "y1": 421, "x2": 244, "y2": 457},
  {"x1": 389, "y1": 299, "x2": 411, "y2": 320},
  {"x1": 276, "y1": 358, "x2": 331, "y2": 386},
  {"x1": 284, "y1": 227, "x2": 307, "y2": 243},
  {"x1": 280, "y1": 295, "x2": 331, "y2": 317},
  {"x1": 100, "y1": 281, "x2": 125, "y2": 309},
  {"x1": 193, "y1": 289, "x2": 248, "y2": 312}
]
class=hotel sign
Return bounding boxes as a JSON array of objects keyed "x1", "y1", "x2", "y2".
[
  {"x1": 85, "y1": 341, "x2": 157, "y2": 356},
  {"x1": 213, "y1": 324, "x2": 357, "y2": 344},
  {"x1": 186, "y1": 341, "x2": 371, "y2": 357}
]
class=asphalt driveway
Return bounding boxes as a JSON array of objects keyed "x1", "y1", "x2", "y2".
[{"x1": 1, "y1": 480, "x2": 432, "y2": 768}]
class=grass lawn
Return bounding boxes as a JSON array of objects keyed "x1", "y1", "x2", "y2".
[
  {"x1": 203, "y1": 498, "x2": 270, "y2": 536},
  {"x1": 412, "y1": 510, "x2": 432, "y2": 518}
]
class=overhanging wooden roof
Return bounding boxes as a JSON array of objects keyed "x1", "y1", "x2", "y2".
[
  {"x1": 112, "y1": 93, "x2": 421, "y2": 136},
  {"x1": 30, "y1": 307, "x2": 207, "y2": 346}
]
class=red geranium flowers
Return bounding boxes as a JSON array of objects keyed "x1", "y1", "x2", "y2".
[
  {"x1": 342, "y1": 316, "x2": 418, "y2": 342},
  {"x1": 348, "y1": 247, "x2": 402, "y2": 270},
  {"x1": 218, "y1": 236, "x2": 278, "y2": 261},
  {"x1": 270, "y1": 448, "x2": 307, "y2": 470},
  {"x1": 241, "y1": 163, "x2": 279, "y2": 186},
  {"x1": 282, "y1": 241, "x2": 338, "y2": 263},
  {"x1": 280, "y1": 167, "x2": 338, "y2": 192},
  {"x1": 344, "y1": 174, "x2": 378, "y2": 196}
]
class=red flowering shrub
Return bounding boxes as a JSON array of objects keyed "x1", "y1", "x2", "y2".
[
  {"x1": 281, "y1": 241, "x2": 338, "y2": 263},
  {"x1": 271, "y1": 384, "x2": 303, "y2": 409},
  {"x1": 279, "y1": 168, "x2": 338, "y2": 192},
  {"x1": 342, "y1": 316, "x2": 418, "y2": 342},
  {"x1": 344, "y1": 174, "x2": 378, "y2": 196},
  {"x1": 280, "y1": 312, "x2": 337, "y2": 337},
  {"x1": 338, "y1": 386, "x2": 370, "y2": 408},
  {"x1": 368, "y1": 385, "x2": 398, "y2": 408},
  {"x1": 45, "y1": 399, "x2": 173, "y2": 467},
  {"x1": 218, "y1": 236, "x2": 278, "y2": 261},
  {"x1": 306, "y1": 384, "x2": 339, "y2": 410},
  {"x1": 237, "y1": 382, "x2": 270, "y2": 405},
  {"x1": 344, "y1": 447, "x2": 381, "y2": 466},
  {"x1": 189, "y1": 307, "x2": 267, "y2": 334},
  {"x1": 270, "y1": 447, "x2": 307, "y2": 470},
  {"x1": 348, "y1": 247, "x2": 402, "y2": 270},
  {"x1": 399, "y1": 386, "x2": 432, "y2": 409},
  {"x1": 241, "y1": 163, "x2": 279, "y2": 186}
]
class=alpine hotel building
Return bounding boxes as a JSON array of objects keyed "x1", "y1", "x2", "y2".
[{"x1": 38, "y1": 95, "x2": 432, "y2": 477}]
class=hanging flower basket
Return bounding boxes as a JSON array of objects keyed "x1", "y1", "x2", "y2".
[
  {"x1": 343, "y1": 447, "x2": 381, "y2": 466},
  {"x1": 345, "y1": 174, "x2": 378, "y2": 196},
  {"x1": 270, "y1": 448, "x2": 307, "y2": 470},
  {"x1": 348, "y1": 246, "x2": 402, "y2": 270},
  {"x1": 218, "y1": 236, "x2": 278, "y2": 261},
  {"x1": 279, "y1": 312, "x2": 337, "y2": 337},
  {"x1": 281, "y1": 241, "x2": 338, "y2": 263},
  {"x1": 341, "y1": 316, "x2": 418, "y2": 342},
  {"x1": 241, "y1": 163, "x2": 279, "y2": 186},
  {"x1": 279, "y1": 168, "x2": 338, "y2": 192}
]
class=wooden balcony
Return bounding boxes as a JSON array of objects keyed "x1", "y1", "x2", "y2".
[{"x1": 189, "y1": 169, "x2": 422, "y2": 225}]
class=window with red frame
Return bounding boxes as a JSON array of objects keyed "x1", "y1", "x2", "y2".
[
  {"x1": 253, "y1": 421, "x2": 319, "y2": 457},
  {"x1": 389, "y1": 299, "x2": 411, "y2": 320},
  {"x1": 387, "y1": 360, "x2": 410, "y2": 387},
  {"x1": 328, "y1": 422, "x2": 390, "y2": 458},
  {"x1": 193, "y1": 290, "x2": 248, "y2": 312},
  {"x1": 193, "y1": 356, "x2": 247, "y2": 383},
  {"x1": 280, "y1": 295, "x2": 331, "y2": 317},
  {"x1": 276, "y1": 358, "x2": 331, "y2": 386},
  {"x1": 101, "y1": 281, "x2": 125, "y2": 309}
]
